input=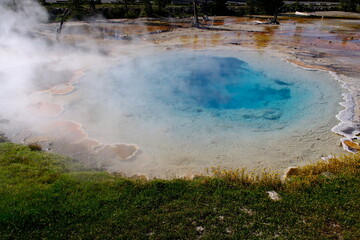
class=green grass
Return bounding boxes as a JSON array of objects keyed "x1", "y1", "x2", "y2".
[{"x1": 0, "y1": 142, "x2": 359, "y2": 239}]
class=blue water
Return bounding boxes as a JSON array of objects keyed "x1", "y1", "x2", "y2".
[
  {"x1": 64, "y1": 50, "x2": 343, "y2": 176},
  {"x1": 112, "y1": 53, "x2": 313, "y2": 125},
  {"x1": 159, "y1": 56, "x2": 291, "y2": 110},
  {"x1": 83, "y1": 51, "x2": 329, "y2": 132}
]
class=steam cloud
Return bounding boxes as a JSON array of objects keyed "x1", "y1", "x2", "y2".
[
  {"x1": 0, "y1": 0, "x2": 165, "y2": 172},
  {"x1": 0, "y1": 0, "x2": 49, "y2": 120},
  {"x1": 0, "y1": 0, "x2": 105, "y2": 131}
]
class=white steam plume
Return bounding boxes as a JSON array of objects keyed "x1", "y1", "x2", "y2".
[{"x1": 0, "y1": 0, "x2": 49, "y2": 120}]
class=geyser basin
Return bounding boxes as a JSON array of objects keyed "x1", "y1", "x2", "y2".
[{"x1": 65, "y1": 50, "x2": 343, "y2": 177}]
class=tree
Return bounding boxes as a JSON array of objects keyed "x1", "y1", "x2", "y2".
[
  {"x1": 294, "y1": 0, "x2": 300, "y2": 11},
  {"x1": 202, "y1": 0, "x2": 209, "y2": 17},
  {"x1": 341, "y1": 0, "x2": 359, "y2": 12},
  {"x1": 143, "y1": 0, "x2": 153, "y2": 17},
  {"x1": 120, "y1": 0, "x2": 136, "y2": 18},
  {"x1": 67, "y1": 0, "x2": 86, "y2": 19},
  {"x1": 88, "y1": 0, "x2": 96, "y2": 13},
  {"x1": 247, "y1": 0, "x2": 256, "y2": 14},
  {"x1": 121, "y1": 0, "x2": 129, "y2": 16},
  {"x1": 154, "y1": 0, "x2": 169, "y2": 14},
  {"x1": 69, "y1": 0, "x2": 83, "y2": 12},
  {"x1": 37, "y1": 0, "x2": 47, "y2": 6},
  {"x1": 193, "y1": 0, "x2": 200, "y2": 27},
  {"x1": 215, "y1": 0, "x2": 227, "y2": 15},
  {"x1": 57, "y1": 8, "x2": 71, "y2": 41},
  {"x1": 247, "y1": 0, "x2": 284, "y2": 15}
]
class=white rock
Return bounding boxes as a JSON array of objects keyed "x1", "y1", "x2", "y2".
[
  {"x1": 196, "y1": 226, "x2": 204, "y2": 233},
  {"x1": 321, "y1": 154, "x2": 334, "y2": 161},
  {"x1": 266, "y1": 191, "x2": 281, "y2": 201}
]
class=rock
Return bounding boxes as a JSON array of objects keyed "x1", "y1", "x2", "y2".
[
  {"x1": 321, "y1": 155, "x2": 334, "y2": 161},
  {"x1": 266, "y1": 191, "x2": 281, "y2": 201},
  {"x1": 196, "y1": 226, "x2": 204, "y2": 234}
]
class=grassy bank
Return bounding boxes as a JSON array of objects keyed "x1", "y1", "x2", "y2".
[{"x1": 0, "y1": 142, "x2": 359, "y2": 239}]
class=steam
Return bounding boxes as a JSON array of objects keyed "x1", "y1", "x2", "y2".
[
  {"x1": 0, "y1": 0, "x2": 49, "y2": 120},
  {"x1": 0, "y1": 0, "x2": 148, "y2": 170},
  {"x1": 0, "y1": 0, "x2": 104, "y2": 126}
]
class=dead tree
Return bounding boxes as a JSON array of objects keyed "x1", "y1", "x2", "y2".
[
  {"x1": 56, "y1": 9, "x2": 71, "y2": 41},
  {"x1": 192, "y1": 0, "x2": 200, "y2": 27},
  {"x1": 267, "y1": 6, "x2": 282, "y2": 25}
]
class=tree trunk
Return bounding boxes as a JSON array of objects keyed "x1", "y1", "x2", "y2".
[
  {"x1": 124, "y1": 0, "x2": 128, "y2": 15},
  {"x1": 89, "y1": 0, "x2": 96, "y2": 13},
  {"x1": 57, "y1": 9, "x2": 71, "y2": 41},
  {"x1": 269, "y1": 13, "x2": 279, "y2": 24},
  {"x1": 193, "y1": 0, "x2": 199, "y2": 27},
  {"x1": 268, "y1": 5, "x2": 281, "y2": 24},
  {"x1": 204, "y1": 0, "x2": 208, "y2": 17}
]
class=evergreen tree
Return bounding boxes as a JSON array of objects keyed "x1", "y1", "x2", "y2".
[
  {"x1": 247, "y1": 0, "x2": 284, "y2": 15},
  {"x1": 215, "y1": 0, "x2": 227, "y2": 15},
  {"x1": 68, "y1": 0, "x2": 83, "y2": 19},
  {"x1": 88, "y1": 0, "x2": 96, "y2": 13},
  {"x1": 143, "y1": 0, "x2": 153, "y2": 17},
  {"x1": 69, "y1": 0, "x2": 83, "y2": 12},
  {"x1": 341, "y1": 0, "x2": 359, "y2": 12},
  {"x1": 154, "y1": 0, "x2": 169, "y2": 14}
]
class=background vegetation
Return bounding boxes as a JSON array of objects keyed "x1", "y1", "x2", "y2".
[
  {"x1": 36, "y1": 0, "x2": 359, "y2": 21},
  {"x1": 1, "y1": 141, "x2": 359, "y2": 239}
]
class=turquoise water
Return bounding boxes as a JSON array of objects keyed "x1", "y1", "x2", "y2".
[
  {"x1": 156, "y1": 56, "x2": 291, "y2": 111},
  {"x1": 101, "y1": 52, "x2": 316, "y2": 129},
  {"x1": 64, "y1": 50, "x2": 342, "y2": 176}
]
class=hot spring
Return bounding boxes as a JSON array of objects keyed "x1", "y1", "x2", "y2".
[{"x1": 54, "y1": 49, "x2": 343, "y2": 177}]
